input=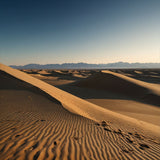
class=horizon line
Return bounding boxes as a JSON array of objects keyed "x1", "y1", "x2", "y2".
[{"x1": 9, "y1": 61, "x2": 160, "y2": 66}]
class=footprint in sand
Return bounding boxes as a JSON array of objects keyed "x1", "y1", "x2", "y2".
[
  {"x1": 95, "y1": 122, "x2": 100, "y2": 126},
  {"x1": 126, "y1": 137, "x2": 134, "y2": 143},
  {"x1": 139, "y1": 143, "x2": 150, "y2": 150},
  {"x1": 113, "y1": 129, "x2": 124, "y2": 136},
  {"x1": 134, "y1": 133, "x2": 144, "y2": 140},
  {"x1": 128, "y1": 132, "x2": 132, "y2": 135},
  {"x1": 101, "y1": 120, "x2": 109, "y2": 127},
  {"x1": 104, "y1": 128, "x2": 112, "y2": 132}
]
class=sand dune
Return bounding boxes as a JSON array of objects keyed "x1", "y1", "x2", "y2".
[
  {"x1": 87, "y1": 99, "x2": 160, "y2": 126},
  {"x1": 55, "y1": 81, "x2": 160, "y2": 128},
  {"x1": 102, "y1": 70, "x2": 160, "y2": 95},
  {"x1": 110, "y1": 69, "x2": 160, "y2": 84},
  {"x1": 76, "y1": 72, "x2": 147, "y2": 96},
  {"x1": 75, "y1": 70, "x2": 160, "y2": 106},
  {"x1": 0, "y1": 63, "x2": 160, "y2": 159}
]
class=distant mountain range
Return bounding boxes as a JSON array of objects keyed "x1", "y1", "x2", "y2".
[{"x1": 10, "y1": 62, "x2": 160, "y2": 69}]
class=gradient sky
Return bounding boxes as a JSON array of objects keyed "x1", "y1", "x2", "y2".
[{"x1": 0, "y1": 0, "x2": 160, "y2": 65}]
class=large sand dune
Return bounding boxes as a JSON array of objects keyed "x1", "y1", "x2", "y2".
[
  {"x1": 0, "y1": 63, "x2": 160, "y2": 159},
  {"x1": 75, "y1": 70, "x2": 160, "y2": 106}
]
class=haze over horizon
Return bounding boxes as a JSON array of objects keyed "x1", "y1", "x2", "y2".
[{"x1": 0, "y1": 0, "x2": 160, "y2": 65}]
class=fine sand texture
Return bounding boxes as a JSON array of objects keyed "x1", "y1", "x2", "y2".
[{"x1": 0, "y1": 63, "x2": 160, "y2": 160}]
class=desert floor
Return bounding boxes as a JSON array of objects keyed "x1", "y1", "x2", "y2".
[{"x1": 0, "y1": 64, "x2": 160, "y2": 160}]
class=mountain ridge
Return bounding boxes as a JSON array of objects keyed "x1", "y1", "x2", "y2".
[{"x1": 10, "y1": 62, "x2": 160, "y2": 69}]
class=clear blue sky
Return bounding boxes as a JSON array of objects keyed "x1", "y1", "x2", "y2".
[{"x1": 0, "y1": 0, "x2": 160, "y2": 65}]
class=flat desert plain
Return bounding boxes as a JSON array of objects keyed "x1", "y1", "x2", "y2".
[{"x1": 0, "y1": 63, "x2": 160, "y2": 160}]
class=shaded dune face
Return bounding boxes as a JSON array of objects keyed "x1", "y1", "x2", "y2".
[
  {"x1": 0, "y1": 71, "x2": 61, "y2": 105},
  {"x1": 76, "y1": 72, "x2": 148, "y2": 96},
  {"x1": 110, "y1": 69, "x2": 160, "y2": 84},
  {"x1": 75, "y1": 72, "x2": 160, "y2": 106},
  {"x1": 0, "y1": 70, "x2": 160, "y2": 160}
]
